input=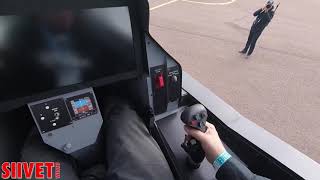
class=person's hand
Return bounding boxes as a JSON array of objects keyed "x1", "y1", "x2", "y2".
[
  {"x1": 261, "y1": 6, "x2": 267, "y2": 13},
  {"x1": 184, "y1": 122, "x2": 226, "y2": 163}
]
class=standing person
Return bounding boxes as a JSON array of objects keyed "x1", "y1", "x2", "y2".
[{"x1": 239, "y1": 0, "x2": 276, "y2": 57}]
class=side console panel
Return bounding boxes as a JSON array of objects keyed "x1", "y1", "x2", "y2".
[
  {"x1": 150, "y1": 65, "x2": 168, "y2": 114},
  {"x1": 145, "y1": 35, "x2": 182, "y2": 115},
  {"x1": 28, "y1": 88, "x2": 103, "y2": 154}
]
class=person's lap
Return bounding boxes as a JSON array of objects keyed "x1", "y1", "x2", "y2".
[{"x1": 104, "y1": 100, "x2": 174, "y2": 180}]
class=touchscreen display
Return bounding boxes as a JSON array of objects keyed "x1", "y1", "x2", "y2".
[
  {"x1": 67, "y1": 93, "x2": 97, "y2": 120},
  {"x1": 71, "y1": 97, "x2": 94, "y2": 115}
]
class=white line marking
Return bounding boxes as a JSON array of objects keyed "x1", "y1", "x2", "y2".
[
  {"x1": 181, "y1": 0, "x2": 236, "y2": 6},
  {"x1": 150, "y1": 0, "x2": 179, "y2": 11}
]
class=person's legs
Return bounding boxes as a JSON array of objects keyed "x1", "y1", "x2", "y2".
[
  {"x1": 21, "y1": 128, "x2": 80, "y2": 180},
  {"x1": 104, "y1": 98, "x2": 174, "y2": 180},
  {"x1": 240, "y1": 29, "x2": 254, "y2": 53},
  {"x1": 247, "y1": 31, "x2": 262, "y2": 56}
]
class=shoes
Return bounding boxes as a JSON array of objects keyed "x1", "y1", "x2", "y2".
[
  {"x1": 244, "y1": 54, "x2": 251, "y2": 59},
  {"x1": 239, "y1": 50, "x2": 247, "y2": 54}
]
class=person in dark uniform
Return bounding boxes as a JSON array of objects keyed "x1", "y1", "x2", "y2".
[{"x1": 239, "y1": 0, "x2": 276, "y2": 57}]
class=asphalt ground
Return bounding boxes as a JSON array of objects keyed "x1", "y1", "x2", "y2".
[{"x1": 149, "y1": 0, "x2": 320, "y2": 163}]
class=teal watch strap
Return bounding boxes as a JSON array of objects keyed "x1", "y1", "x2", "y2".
[{"x1": 213, "y1": 151, "x2": 232, "y2": 169}]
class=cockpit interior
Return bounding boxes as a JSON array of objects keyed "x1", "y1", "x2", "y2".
[{"x1": 0, "y1": 1, "x2": 315, "y2": 180}]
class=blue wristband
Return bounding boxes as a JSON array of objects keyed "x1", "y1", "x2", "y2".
[{"x1": 212, "y1": 151, "x2": 232, "y2": 169}]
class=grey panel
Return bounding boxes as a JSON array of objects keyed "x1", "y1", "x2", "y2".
[
  {"x1": 145, "y1": 35, "x2": 166, "y2": 68},
  {"x1": 28, "y1": 88, "x2": 103, "y2": 154},
  {"x1": 145, "y1": 35, "x2": 181, "y2": 113}
]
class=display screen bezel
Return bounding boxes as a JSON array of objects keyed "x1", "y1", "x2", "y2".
[{"x1": 0, "y1": 1, "x2": 143, "y2": 112}]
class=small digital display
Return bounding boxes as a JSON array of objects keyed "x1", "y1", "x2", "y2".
[
  {"x1": 70, "y1": 97, "x2": 93, "y2": 115},
  {"x1": 67, "y1": 93, "x2": 97, "y2": 120}
]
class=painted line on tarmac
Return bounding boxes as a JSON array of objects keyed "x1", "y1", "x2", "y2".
[
  {"x1": 150, "y1": 0, "x2": 236, "y2": 11},
  {"x1": 181, "y1": 0, "x2": 237, "y2": 6},
  {"x1": 150, "y1": 0, "x2": 179, "y2": 11}
]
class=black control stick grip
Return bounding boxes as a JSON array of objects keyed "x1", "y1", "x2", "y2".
[{"x1": 181, "y1": 104, "x2": 208, "y2": 169}]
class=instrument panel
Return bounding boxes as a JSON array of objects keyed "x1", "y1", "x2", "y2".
[{"x1": 28, "y1": 88, "x2": 103, "y2": 154}]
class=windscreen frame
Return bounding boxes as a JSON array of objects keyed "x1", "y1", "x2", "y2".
[{"x1": 0, "y1": 0, "x2": 144, "y2": 112}]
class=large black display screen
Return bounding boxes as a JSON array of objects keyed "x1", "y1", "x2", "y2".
[{"x1": 0, "y1": 6, "x2": 137, "y2": 102}]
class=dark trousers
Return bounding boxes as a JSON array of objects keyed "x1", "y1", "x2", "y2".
[
  {"x1": 20, "y1": 99, "x2": 175, "y2": 180},
  {"x1": 242, "y1": 28, "x2": 263, "y2": 55}
]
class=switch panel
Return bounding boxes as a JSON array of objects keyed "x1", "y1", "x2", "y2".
[
  {"x1": 145, "y1": 35, "x2": 182, "y2": 115},
  {"x1": 151, "y1": 65, "x2": 168, "y2": 114},
  {"x1": 30, "y1": 98, "x2": 72, "y2": 133},
  {"x1": 167, "y1": 67, "x2": 181, "y2": 102}
]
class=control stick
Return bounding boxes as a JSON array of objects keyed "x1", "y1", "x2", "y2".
[{"x1": 181, "y1": 104, "x2": 208, "y2": 169}]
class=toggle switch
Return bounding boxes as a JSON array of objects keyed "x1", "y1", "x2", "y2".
[
  {"x1": 172, "y1": 75, "x2": 178, "y2": 83},
  {"x1": 156, "y1": 73, "x2": 165, "y2": 89}
]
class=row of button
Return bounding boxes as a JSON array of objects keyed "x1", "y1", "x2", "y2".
[{"x1": 155, "y1": 73, "x2": 178, "y2": 89}]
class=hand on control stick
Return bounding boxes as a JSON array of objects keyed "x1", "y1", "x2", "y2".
[{"x1": 184, "y1": 122, "x2": 225, "y2": 163}]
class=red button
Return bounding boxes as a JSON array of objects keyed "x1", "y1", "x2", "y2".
[
  {"x1": 156, "y1": 74, "x2": 165, "y2": 88},
  {"x1": 191, "y1": 120, "x2": 198, "y2": 127}
]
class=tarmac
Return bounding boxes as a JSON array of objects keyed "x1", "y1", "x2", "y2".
[{"x1": 149, "y1": 0, "x2": 320, "y2": 163}]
